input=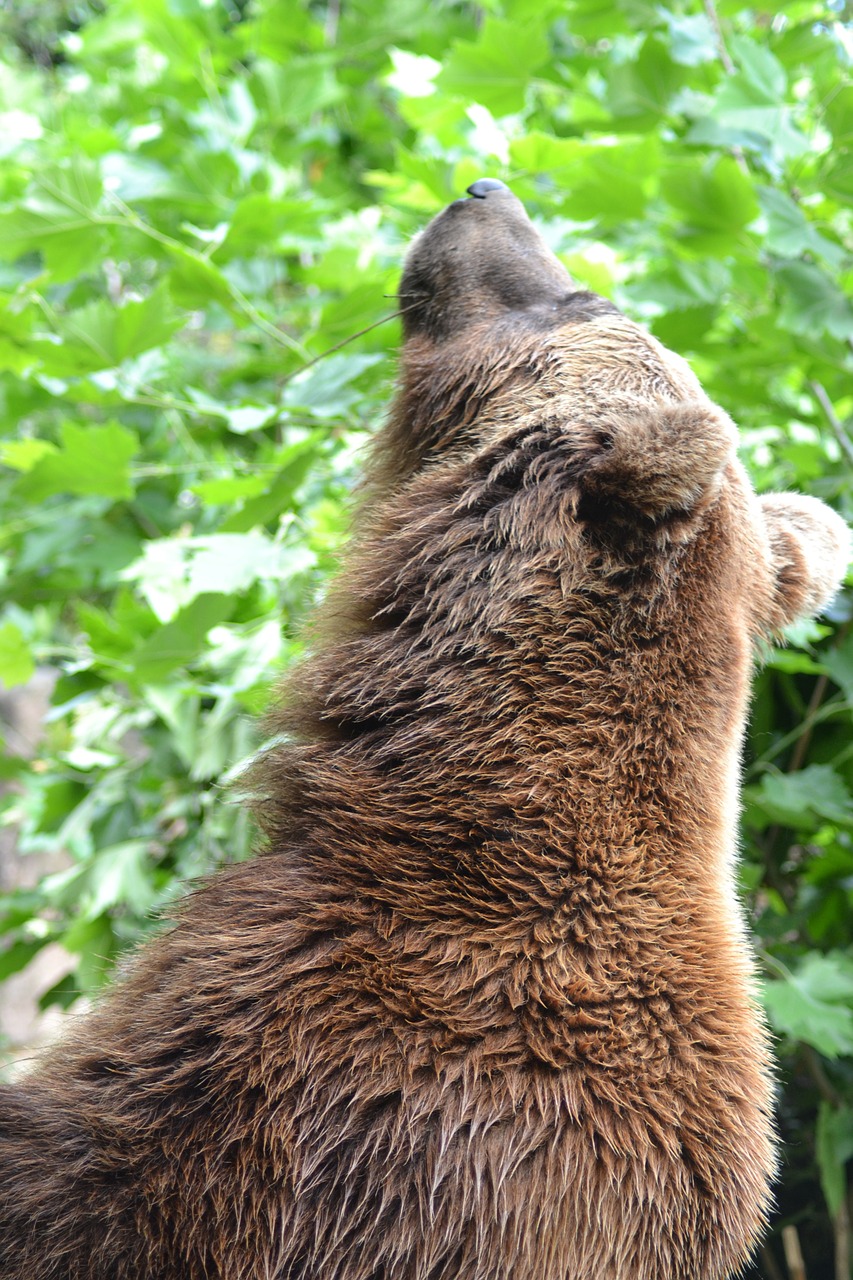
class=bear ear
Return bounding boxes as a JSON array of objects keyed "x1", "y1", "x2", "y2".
[
  {"x1": 580, "y1": 402, "x2": 738, "y2": 520},
  {"x1": 759, "y1": 493, "x2": 850, "y2": 628}
]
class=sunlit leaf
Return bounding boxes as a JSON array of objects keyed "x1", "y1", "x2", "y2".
[
  {"x1": 662, "y1": 155, "x2": 759, "y2": 240},
  {"x1": 16, "y1": 422, "x2": 139, "y2": 501},
  {"x1": 129, "y1": 593, "x2": 236, "y2": 684},
  {"x1": 0, "y1": 622, "x2": 35, "y2": 689},
  {"x1": 437, "y1": 17, "x2": 550, "y2": 116}
]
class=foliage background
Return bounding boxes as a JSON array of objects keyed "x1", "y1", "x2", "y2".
[{"x1": 0, "y1": 0, "x2": 851, "y2": 1273}]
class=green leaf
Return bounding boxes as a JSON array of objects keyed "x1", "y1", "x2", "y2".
[
  {"x1": 437, "y1": 17, "x2": 550, "y2": 116},
  {"x1": 32, "y1": 780, "x2": 88, "y2": 838},
  {"x1": 816, "y1": 1103, "x2": 853, "y2": 1217},
  {"x1": 129, "y1": 593, "x2": 236, "y2": 683},
  {"x1": 17, "y1": 422, "x2": 138, "y2": 501},
  {"x1": 513, "y1": 134, "x2": 660, "y2": 222},
  {"x1": 142, "y1": 685, "x2": 200, "y2": 771},
  {"x1": 563, "y1": 139, "x2": 660, "y2": 223},
  {"x1": 629, "y1": 260, "x2": 731, "y2": 312},
  {"x1": 687, "y1": 109, "x2": 808, "y2": 161},
  {"x1": 728, "y1": 35, "x2": 787, "y2": 103},
  {"x1": 283, "y1": 353, "x2": 383, "y2": 417},
  {"x1": 687, "y1": 38, "x2": 807, "y2": 160},
  {"x1": 222, "y1": 436, "x2": 324, "y2": 533},
  {"x1": 662, "y1": 12, "x2": 717, "y2": 66},
  {"x1": 192, "y1": 474, "x2": 271, "y2": 504},
  {"x1": 122, "y1": 533, "x2": 315, "y2": 619},
  {"x1": 0, "y1": 938, "x2": 45, "y2": 982},
  {"x1": 218, "y1": 195, "x2": 320, "y2": 259},
  {"x1": 41, "y1": 284, "x2": 185, "y2": 373},
  {"x1": 0, "y1": 160, "x2": 107, "y2": 279},
  {"x1": 113, "y1": 282, "x2": 185, "y2": 359},
  {"x1": 776, "y1": 262, "x2": 853, "y2": 343},
  {"x1": 249, "y1": 57, "x2": 342, "y2": 123},
  {"x1": 250, "y1": 2, "x2": 325, "y2": 60},
  {"x1": 38, "y1": 972, "x2": 81, "y2": 1012},
  {"x1": 662, "y1": 156, "x2": 759, "y2": 241},
  {"x1": 763, "y1": 952, "x2": 853, "y2": 1057},
  {"x1": 0, "y1": 439, "x2": 58, "y2": 472},
  {"x1": 605, "y1": 35, "x2": 686, "y2": 125},
  {"x1": 78, "y1": 597, "x2": 143, "y2": 663},
  {"x1": 0, "y1": 621, "x2": 35, "y2": 689},
  {"x1": 222, "y1": 406, "x2": 279, "y2": 435},
  {"x1": 764, "y1": 649, "x2": 825, "y2": 676},
  {"x1": 825, "y1": 85, "x2": 853, "y2": 147},
  {"x1": 757, "y1": 188, "x2": 843, "y2": 268},
  {"x1": 510, "y1": 132, "x2": 585, "y2": 177},
  {"x1": 650, "y1": 304, "x2": 716, "y2": 351},
  {"x1": 60, "y1": 915, "x2": 119, "y2": 989},
  {"x1": 0, "y1": 296, "x2": 37, "y2": 375},
  {"x1": 750, "y1": 765, "x2": 853, "y2": 829},
  {"x1": 84, "y1": 842, "x2": 160, "y2": 919},
  {"x1": 825, "y1": 633, "x2": 853, "y2": 704},
  {"x1": 823, "y1": 155, "x2": 853, "y2": 203},
  {"x1": 166, "y1": 245, "x2": 234, "y2": 309},
  {"x1": 182, "y1": 390, "x2": 278, "y2": 435}
]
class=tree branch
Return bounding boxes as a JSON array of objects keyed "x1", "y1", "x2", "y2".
[
  {"x1": 809, "y1": 381, "x2": 853, "y2": 470},
  {"x1": 702, "y1": 0, "x2": 735, "y2": 73}
]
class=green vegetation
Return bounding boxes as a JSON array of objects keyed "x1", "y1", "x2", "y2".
[{"x1": 0, "y1": 0, "x2": 851, "y2": 1272}]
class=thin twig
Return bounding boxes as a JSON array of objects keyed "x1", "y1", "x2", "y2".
[
  {"x1": 702, "y1": 0, "x2": 735, "y2": 72},
  {"x1": 809, "y1": 381, "x2": 853, "y2": 469},
  {"x1": 781, "y1": 1224, "x2": 807, "y2": 1280},
  {"x1": 127, "y1": 393, "x2": 232, "y2": 418},
  {"x1": 701, "y1": 0, "x2": 750, "y2": 174},
  {"x1": 751, "y1": 698, "x2": 851, "y2": 771},
  {"x1": 788, "y1": 674, "x2": 830, "y2": 774}
]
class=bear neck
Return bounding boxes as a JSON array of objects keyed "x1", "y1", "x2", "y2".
[{"x1": 255, "y1": 450, "x2": 752, "y2": 933}]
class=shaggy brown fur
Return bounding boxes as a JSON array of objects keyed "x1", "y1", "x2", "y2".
[{"x1": 0, "y1": 182, "x2": 849, "y2": 1280}]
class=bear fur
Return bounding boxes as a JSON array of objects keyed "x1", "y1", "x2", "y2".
[{"x1": 0, "y1": 182, "x2": 849, "y2": 1280}]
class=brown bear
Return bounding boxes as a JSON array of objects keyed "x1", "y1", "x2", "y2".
[{"x1": 0, "y1": 179, "x2": 849, "y2": 1280}]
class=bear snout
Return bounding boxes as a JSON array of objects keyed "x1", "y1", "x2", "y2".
[{"x1": 399, "y1": 183, "x2": 580, "y2": 341}]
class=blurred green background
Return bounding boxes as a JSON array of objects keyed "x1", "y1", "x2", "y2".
[{"x1": 0, "y1": 0, "x2": 851, "y2": 1273}]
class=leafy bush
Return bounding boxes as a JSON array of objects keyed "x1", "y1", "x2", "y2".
[{"x1": 0, "y1": 0, "x2": 851, "y2": 1272}]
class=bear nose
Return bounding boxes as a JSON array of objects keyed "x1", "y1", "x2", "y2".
[{"x1": 466, "y1": 178, "x2": 509, "y2": 198}]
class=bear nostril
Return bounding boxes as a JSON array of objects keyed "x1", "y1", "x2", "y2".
[{"x1": 466, "y1": 178, "x2": 509, "y2": 199}]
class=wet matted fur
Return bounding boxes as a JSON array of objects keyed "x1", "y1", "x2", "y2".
[{"x1": 0, "y1": 183, "x2": 849, "y2": 1280}]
